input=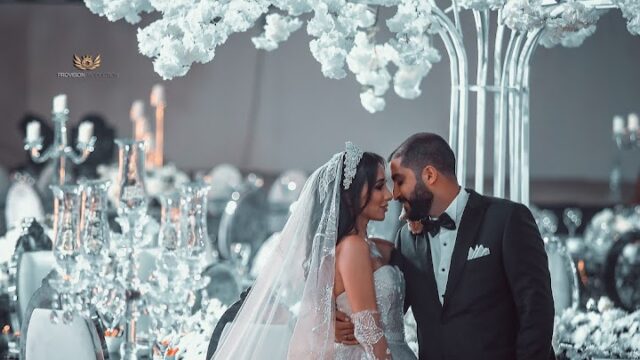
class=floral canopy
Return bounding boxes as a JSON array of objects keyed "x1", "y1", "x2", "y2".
[{"x1": 83, "y1": 0, "x2": 639, "y2": 113}]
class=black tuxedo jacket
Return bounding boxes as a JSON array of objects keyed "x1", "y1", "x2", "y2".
[{"x1": 391, "y1": 189, "x2": 555, "y2": 360}]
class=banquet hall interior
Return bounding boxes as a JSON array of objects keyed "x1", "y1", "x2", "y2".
[{"x1": 0, "y1": 0, "x2": 639, "y2": 359}]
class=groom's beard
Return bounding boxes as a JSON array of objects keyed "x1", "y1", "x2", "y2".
[{"x1": 402, "y1": 181, "x2": 433, "y2": 221}]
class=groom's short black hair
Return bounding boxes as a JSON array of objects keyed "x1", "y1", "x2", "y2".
[{"x1": 388, "y1": 132, "x2": 456, "y2": 177}]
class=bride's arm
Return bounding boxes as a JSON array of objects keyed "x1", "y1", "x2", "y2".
[{"x1": 337, "y1": 236, "x2": 392, "y2": 360}]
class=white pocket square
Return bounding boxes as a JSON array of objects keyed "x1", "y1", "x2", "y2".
[{"x1": 467, "y1": 245, "x2": 490, "y2": 260}]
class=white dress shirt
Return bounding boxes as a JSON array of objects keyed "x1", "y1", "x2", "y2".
[{"x1": 428, "y1": 188, "x2": 469, "y2": 304}]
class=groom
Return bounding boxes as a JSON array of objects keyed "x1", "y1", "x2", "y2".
[{"x1": 336, "y1": 133, "x2": 555, "y2": 360}]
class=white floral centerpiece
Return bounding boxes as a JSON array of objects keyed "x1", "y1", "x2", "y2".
[
  {"x1": 163, "y1": 298, "x2": 229, "y2": 360},
  {"x1": 554, "y1": 297, "x2": 640, "y2": 360}
]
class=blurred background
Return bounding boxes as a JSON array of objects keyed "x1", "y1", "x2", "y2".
[{"x1": 0, "y1": 2, "x2": 639, "y2": 359}]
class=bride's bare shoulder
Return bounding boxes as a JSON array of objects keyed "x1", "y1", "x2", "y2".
[{"x1": 336, "y1": 235, "x2": 368, "y2": 257}]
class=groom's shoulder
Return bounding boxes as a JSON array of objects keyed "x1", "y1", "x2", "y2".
[
  {"x1": 482, "y1": 195, "x2": 514, "y2": 208},
  {"x1": 473, "y1": 192, "x2": 531, "y2": 216},
  {"x1": 473, "y1": 191, "x2": 517, "y2": 208}
]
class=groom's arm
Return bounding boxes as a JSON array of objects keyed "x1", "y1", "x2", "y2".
[{"x1": 502, "y1": 203, "x2": 555, "y2": 360}]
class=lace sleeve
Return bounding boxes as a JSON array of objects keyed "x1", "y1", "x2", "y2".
[{"x1": 351, "y1": 309, "x2": 392, "y2": 360}]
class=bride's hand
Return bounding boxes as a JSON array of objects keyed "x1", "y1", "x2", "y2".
[{"x1": 335, "y1": 310, "x2": 359, "y2": 345}]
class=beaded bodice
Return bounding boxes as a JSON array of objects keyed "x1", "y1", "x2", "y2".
[{"x1": 335, "y1": 241, "x2": 407, "y2": 344}]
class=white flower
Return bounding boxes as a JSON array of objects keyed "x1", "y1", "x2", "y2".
[
  {"x1": 394, "y1": 64, "x2": 430, "y2": 99},
  {"x1": 324, "y1": 0, "x2": 347, "y2": 13},
  {"x1": 152, "y1": 38, "x2": 192, "y2": 80},
  {"x1": 615, "y1": 0, "x2": 640, "y2": 36},
  {"x1": 85, "y1": 0, "x2": 440, "y2": 113},
  {"x1": 391, "y1": 35, "x2": 440, "y2": 67},
  {"x1": 224, "y1": 1, "x2": 270, "y2": 33},
  {"x1": 337, "y1": 3, "x2": 376, "y2": 29},
  {"x1": 252, "y1": 14, "x2": 303, "y2": 51},
  {"x1": 307, "y1": 3, "x2": 335, "y2": 37},
  {"x1": 597, "y1": 296, "x2": 614, "y2": 313},
  {"x1": 631, "y1": 334, "x2": 640, "y2": 351},
  {"x1": 83, "y1": 0, "x2": 153, "y2": 24},
  {"x1": 148, "y1": 0, "x2": 185, "y2": 16},
  {"x1": 539, "y1": 1, "x2": 601, "y2": 49},
  {"x1": 555, "y1": 300, "x2": 640, "y2": 358},
  {"x1": 387, "y1": 0, "x2": 434, "y2": 35},
  {"x1": 559, "y1": 26, "x2": 597, "y2": 48},
  {"x1": 360, "y1": 88, "x2": 386, "y2": 113},
  {"x1": 347, "y1": 32, "x2": 392, "y2": 98},
  {"x1": 572, "y1": 325, "x2": 591, "y2": 348},
  {"x1": 309, "y1": 33, "x2": 350, "y2": 79},
  {"x1": 502, "y1": 0, "x2": 545, "y2": 32},
  {"x1": 169, "y1": 298, "x2": 229, "y2": 359}
]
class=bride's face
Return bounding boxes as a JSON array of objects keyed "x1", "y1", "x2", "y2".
[{"x1": 359, "y1": 164, "x2": 392, "y2": 222}]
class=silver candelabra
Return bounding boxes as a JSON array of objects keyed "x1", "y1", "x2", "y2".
[
  {"x1": 46, "y1": 138, "x2": 211, "y2": 360},
  {"x1": 23, "y1": 94, "x2": 96, "y2": 186}
]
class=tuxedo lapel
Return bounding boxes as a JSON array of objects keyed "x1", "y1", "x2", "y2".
[{"x1": 443, "y1": 189, "x2": 487, "y2": 309}]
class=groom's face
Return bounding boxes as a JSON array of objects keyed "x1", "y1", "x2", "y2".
[{"x1": 390, "y1": 158, "x2": 434, "y2": 221}]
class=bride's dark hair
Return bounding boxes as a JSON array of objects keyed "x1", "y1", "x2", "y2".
[{"x1": 337, "y1": 152, "x2": 385, "y2": 242}]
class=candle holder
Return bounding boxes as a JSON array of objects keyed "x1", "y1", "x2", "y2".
[
  {"x1": 613, "y1": 114, "x2": 640, "y2": 150},
  {"x1": 150, "y1": 84, "x2": 165, "y2": 168},
  {"x1": 24, "y1": 96, "x2": 97, "y2": 186},
  {"x1": 610, "y1": 114, "x2": 640, "y2": 203},
  {"x1": 41, "y1": 139, "x2": 208, "y2": 360}
]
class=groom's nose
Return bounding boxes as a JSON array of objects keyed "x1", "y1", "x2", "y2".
[{"x1": 392, "y1": 186, "x2": 401, "y2": 200}]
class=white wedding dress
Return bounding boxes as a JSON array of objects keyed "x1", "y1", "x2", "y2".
[
  {"x1": 335, "y1": 240, "x2": 416, "y2": 360},
  {"x1": 212, "y1": 146, "x2": 415, "y2": 360}
]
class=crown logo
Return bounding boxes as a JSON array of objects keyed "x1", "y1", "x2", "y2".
[{"x1": 73, "y1": 54, "x2": 101, "y2": 71}]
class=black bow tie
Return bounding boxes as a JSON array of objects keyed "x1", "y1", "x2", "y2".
[{"x1": 422, "y1": 213, "x2": 456, "y2": 237}]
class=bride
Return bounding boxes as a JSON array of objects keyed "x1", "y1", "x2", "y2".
[{"x1": 211, "y1": 142, "x2": 416, "y2": 359}]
